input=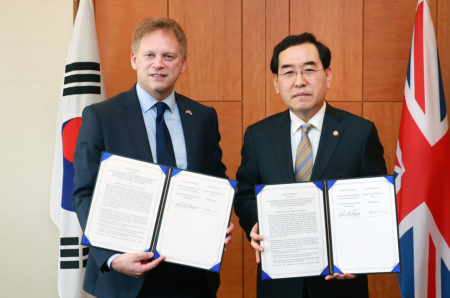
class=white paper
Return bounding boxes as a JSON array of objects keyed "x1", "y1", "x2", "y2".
[
  {"x1": 156, "y1": 170, "x2": 234, "y2": 270},
  {"x1": 257, "y1": 182, "x2": 328, "y2": 279},
  {"x1": 84, "y1": 154, "x2": 166, "y2": 252},
  {"x1": 328, "y1": 177, "x2": 399, "y2": 273}
]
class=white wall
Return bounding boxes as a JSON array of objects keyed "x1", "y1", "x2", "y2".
[{"x1": 0, "y1": 0, "x2": 73, "y2": 297}]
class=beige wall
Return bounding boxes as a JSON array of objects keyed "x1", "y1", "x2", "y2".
[{"x1": 0, "y1": 0, "x2": 72, "y2": 297}]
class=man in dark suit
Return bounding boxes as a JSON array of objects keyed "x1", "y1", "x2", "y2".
[
  {"x1": 234, "y1": 33, "x2": 387, "y2": 298},
  {"x1": 72, "y1": 17, "x2": 232, "y2": 298}
]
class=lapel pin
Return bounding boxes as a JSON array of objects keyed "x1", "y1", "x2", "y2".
[
  {"x1": 185, "y1": 109, "x2": 192, "y2": 115},
  {"x1": 333, "y1": 130, "x2": 339, "y2": 136}
]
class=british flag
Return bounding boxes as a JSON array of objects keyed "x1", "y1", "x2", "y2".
[{"x1": 395, "y1": 1, "x2": 450, "y2": 297}]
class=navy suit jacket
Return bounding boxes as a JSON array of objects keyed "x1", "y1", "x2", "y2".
[
  {"x1": 234, "y1": 103, "x2": 387, "y2": 298},
  {"x1": 73, "y1": 86, "x2": 226, "y2": 298}
]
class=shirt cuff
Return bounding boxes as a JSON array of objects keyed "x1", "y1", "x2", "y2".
[{"x1": 107, "y1": 254, "x2": 120, "y2": 270}]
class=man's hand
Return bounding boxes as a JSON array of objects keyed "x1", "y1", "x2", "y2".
[
  {"x1": 224, "y1": 222, "x2": 235, "y2": 250},
  {"x1": 324, "y1": 273, "x2": 357, "y2": 280},
  {"x1": 111, "y1": 252, "x2": 165, "y2": 278},
  {"x1": 250, "y1": 223, "x2": 264, "y2": 264}
]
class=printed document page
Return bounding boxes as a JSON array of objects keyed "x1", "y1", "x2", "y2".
[
  {"x1": 156, "y1": 170, "x2": 234, "y2": 270},
  {"x1": 257, "y1": 182, "x2": 328, "y2": 279},
  {"x1": 84, "y1": 154, "x2": 166, "y2": 252},
  {"x1": 328, "y1": 177, "x2": 399, "y2": 273}
]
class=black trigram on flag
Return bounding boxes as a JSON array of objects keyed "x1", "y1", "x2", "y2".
[
  {"x1": 63, "y1": 62, "x2": 101, "y2": 96},
  {"x1": 60, "y1": 237, "x2": 89, "y2": 269}
]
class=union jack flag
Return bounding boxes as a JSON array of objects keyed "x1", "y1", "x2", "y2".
[{"x1": 395, "y1": 1, "x2": 450, "y2": 297}]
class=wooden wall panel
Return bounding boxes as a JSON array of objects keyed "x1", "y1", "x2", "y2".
[
  {"x1": 363, "y1": 102, "x2": 403, "y2": 174},
  {"x1": 218, "y1": 212, "x2": 244, "y2": 298},
  {"x1": 240, "y1": 0, "x2": 290, "y2": 296},
  {"x1": 211, "y1": 100, "x2": 242, "y2": 298},
  {"x1": 363, "y1": 0, "x2": 437, "y2": 102},
  {"x1": 243, "y1": 0, "x2": 266, "y2": 129},
  {"x1": 95, "y1": 0, "x2": 168, "y2": 98},
  {"x1": 437, "y1": 0, "x2": 450, "y2": 117},
  {"x1": 330, "y1": 101, "x2": 362, "y2": 117},
  {"x1": 207, "y1": 101, "x2": 242, "y2": 180},
  {"x1": 363, "y1": 0, "x2": 414, "y2": 101},
  {"x1": 368, "y1": 274, "x2": 402, "y2": 298},
  {"x1": 265, "y1": 0, "x2": 290, "y2": 117},
  {"x1": 169, "y1": 0, "x2": 241, "y2": 102},
  {"x1": 429, "y1": 0, "x2": 438, "y2": 29},
  {"x1": 290, "y1": 0, "x2": 363, "y2": 102},
  {"x1": 242, "y1": 0, "x2": 266, "y2": 295},
  {"x1": 207, "y1": 100, "x2": 243, "y2": 297},
  {"x1": 73, "y1": 0, "x2": 80, "y2": 21},
  {"x1": 243, "y1": 239, "x2": 258, "y2": 298}
]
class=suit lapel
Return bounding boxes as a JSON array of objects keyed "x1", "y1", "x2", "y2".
[
  {"x1": 176, "y1": 94, "x2": 197, "y2": 170},
  {"x1": 120, "y1": 87, "x2": 153, "y2": 162},
  {"x1": 269, "y1": 110, "x2": 296, "y2": 183},
  {"x1": 311, "y1": 104, "x2": 343, "y2": 180}
]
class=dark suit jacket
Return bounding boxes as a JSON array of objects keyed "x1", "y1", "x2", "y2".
[
  {"x1": 234, "y1": 103, "x2": 387, "y2": 298},
  {"x1": 72, "y1": 86, "x2": 226, "y2": 298}
]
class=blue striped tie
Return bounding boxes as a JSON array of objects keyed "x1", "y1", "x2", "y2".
[{"x1": 294, "y1": 123, "x2": 313, "y2": 182}]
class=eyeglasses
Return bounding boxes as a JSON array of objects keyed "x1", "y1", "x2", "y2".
[{"x1": 278, "y1": 68, "x2": 324, "y2": 80}]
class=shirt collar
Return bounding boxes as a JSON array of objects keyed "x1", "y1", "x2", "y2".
[
  {"x1": 290, "y1": 101, "x2": 327, "y2": 134},
  {"x1": 136, "y1": 83, "x2": 176, "y2": 113}
]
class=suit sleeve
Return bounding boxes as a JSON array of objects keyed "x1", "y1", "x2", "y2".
[
  {"x1": 360, "y1": 122, "x2": 387, "y2": 176},
  {"x1": 210, "y1": 108, "x2": 227, "y2": 178},
  {"x1": 72, "y1": 106, "x2": 118, "y2": 270},
  {"x1": 234, "y1": 127, "x2": 259, "y2": 239}
]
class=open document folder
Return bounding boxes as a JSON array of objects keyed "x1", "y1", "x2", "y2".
[
  {"x1": 256, "y1": 176, "x2": 401, "y2": 280},
  {"x1": 82, "y1": 152, "x2": 235, "y2": 272}
]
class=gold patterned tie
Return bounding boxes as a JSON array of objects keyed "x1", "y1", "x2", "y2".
[{"x1": 295, "y1": 123, "x2": 313, "y2": 182}]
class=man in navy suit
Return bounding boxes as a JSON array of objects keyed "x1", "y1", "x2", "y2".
[
  {"x1": 234, "y1": 33, "x2": 387, "y2": 298},
  {"x1": 73, "y1": 17, "x2": 232, "y2": 298}
]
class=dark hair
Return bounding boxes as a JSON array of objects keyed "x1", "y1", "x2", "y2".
[{"x1": 270, "y1": 32, "x2": 331, "y2": 74}]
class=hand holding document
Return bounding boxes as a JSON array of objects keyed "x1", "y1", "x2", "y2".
[
  {"x1": 110, "y1": 251, "x2": 165, "y2": 278},
  {"x1": 82, "y1": 153, "x2": 235, "y2": 272},
  {"x1": 256, "y1": 176, "x2": 400, "y2": 280},
  {"x1": 249, "y1": 223, "x2": 264, "y2": 263}
]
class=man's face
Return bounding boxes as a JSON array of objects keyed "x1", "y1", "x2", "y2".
[
  {"x1": 272, "y1": 42, "x2": 332, "y2": 121},
  {"x1": 131, "y1": 29, "x2": 186, "y2": 100}
]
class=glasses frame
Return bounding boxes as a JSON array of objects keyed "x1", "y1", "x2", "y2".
[{"x1": 277, "y1": 68, "x2": 325, "y2": 80}]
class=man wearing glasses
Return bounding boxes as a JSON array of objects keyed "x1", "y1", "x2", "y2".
[{"x1": 234, "y1": 33, "x2": 387, "y2": 298}]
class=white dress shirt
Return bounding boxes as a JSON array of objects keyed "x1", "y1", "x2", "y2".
[{"x1": 136, "y1": 83, "x2": 187, "y2": 169}]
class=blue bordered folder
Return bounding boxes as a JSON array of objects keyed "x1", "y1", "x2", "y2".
[
  {"x1": 256, "y1": 175, "x2": 401, "y2": 280},
  {"x1": 82, "y1": 152, "x2": 235, "y2": 273}
]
